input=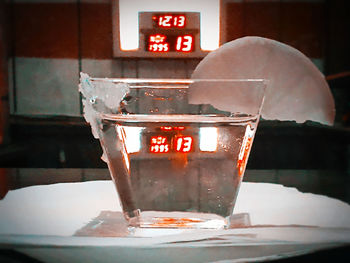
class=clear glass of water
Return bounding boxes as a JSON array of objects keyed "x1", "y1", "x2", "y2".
[{"x1": 80, "y1": 77, "x2": 267, "y2": 230}]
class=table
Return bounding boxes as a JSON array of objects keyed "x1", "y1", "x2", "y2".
[{"x1": 0, "y1": 170, "x2": 349, "y2": 262}]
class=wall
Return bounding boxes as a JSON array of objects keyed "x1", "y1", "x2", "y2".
[
  {"x1": 223, "y1": 0, "x2": 326, "y2": 70},
  {"x1": 8, "y1": 0, "x2": 201, "y2": 117}
]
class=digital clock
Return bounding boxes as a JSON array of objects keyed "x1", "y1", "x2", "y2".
[
  {"x1": 144, "y1": 13, "x2": 195, "y2": 54},
  {"x1": 146, "y1": 34, "x2": 194, "y2": 52},
  {"x1": 122, "y1": 11, "x2": 205, "y2": 58},
  {"x1": 152, "y1": 14, "x2": 186, "y2": 28},
  {"x1": 113, "y1": 1, "x2": 220, "y2": 57},
  {"x1": 149, "y1": 126, "x2": 194, "y2": 154}
]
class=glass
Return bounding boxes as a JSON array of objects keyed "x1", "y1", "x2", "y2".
[{"x1": 79, "y1": 76, "x2": 267, "y2": 230}]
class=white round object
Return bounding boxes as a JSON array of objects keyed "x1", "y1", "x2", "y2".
[{"x1": 191, "y1": 37, "x2": 335, "y2": 125}]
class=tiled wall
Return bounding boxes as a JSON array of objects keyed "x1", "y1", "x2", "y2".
[{"x1": 8, "y1": 0, "x2": 326, "y2": 117}]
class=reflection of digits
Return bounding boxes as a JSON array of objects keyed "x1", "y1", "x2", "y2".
[
  {"x1": 150, "y1": 136, "x2": 170, "y2": 153},
  {"x1": 175, "y1": 136, "x2": 193, "y2": 153}
]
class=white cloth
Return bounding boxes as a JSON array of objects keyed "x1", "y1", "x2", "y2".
[{"x1": 0, "y1": 181, "x2": 349, "y2": 236}]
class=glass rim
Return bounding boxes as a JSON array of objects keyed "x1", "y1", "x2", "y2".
[
  {"x1": 89, "y1": 78, "x2": 269, "y2": 84},
  {"x1": 100, "y1": 113, "x2": 260, "y2": 122}
]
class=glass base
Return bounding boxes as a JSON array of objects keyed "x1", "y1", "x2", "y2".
[
  {"x1": 129, "y1": 211, "x2": 227, "y2": 230},
  {"x1": 73, "y1": 211, "x2": 251, "y2": 238}
]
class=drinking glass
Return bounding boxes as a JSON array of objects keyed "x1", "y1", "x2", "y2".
[{"x1": 80, "y1": 76, "x2": 267, "y2": 230}]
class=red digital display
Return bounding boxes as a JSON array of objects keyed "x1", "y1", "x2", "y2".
[
  {"x1": 148, "y1": 34, "x2": 169, "y2": 52},
  {"x1": 147, "y1": 34, "x2": 194, "y2": 53},
  {"x1": 149, "y1": 128, "x2": 193, "y2": 154},
  {"x1": 152, "y1": 14, "x2": 186, "y2": 28},
  {"x1": 175, "y1": 35, "x2": 193, "y2": 52},
  {"x1": 150, "y1": 136, "x2": 170, "y2": 153},
  {"x1": 174, "y1": 136, "x2": 193, "y2": 153}
]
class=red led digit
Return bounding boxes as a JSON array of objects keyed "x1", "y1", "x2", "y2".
[
  {"x1": 173, "y1": 16, "x2": 178, "y2": 26},
  {"x1": 158, "y1": 16, "x2": 163, "y2": 26},
  {"x1": 176, "y1": 37, "x2": 182, "y2": 51},
  {"x1": 182, "y1": 35, "x2": 193, "y2": 51},
  {"x1": 176, "y1": 137, "x2": 183, "y2": 152},
  {"x1": 177, "y1": 15, "x2": 185, "y2": 27},
  {"x1": 175, "y1": 136, "x2": 193, "y2": 153}
]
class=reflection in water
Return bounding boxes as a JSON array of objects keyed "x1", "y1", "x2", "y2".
[
  {"x1": 122, "y1": 126, "x2": 143, "y2": 154},
  {"x1": 199, "y1": 127, "x2": 218, "y2": 152}
]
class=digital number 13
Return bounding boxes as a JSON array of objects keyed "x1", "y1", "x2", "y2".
[
  {"x1": 176, "y1": 35, "x2": 193, "y2": 52},
  {"x1": 175, "y1": 136, "x2": 193, "y2": 153}
]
